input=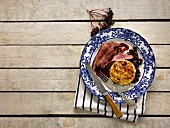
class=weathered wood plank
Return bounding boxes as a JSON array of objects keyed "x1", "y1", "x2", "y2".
[
  {"x1": 0, "y1": 22, "x2": 169, "y2": 45},
  {"x1": 0, "y1": 46, "x2": 83, "y2": 68},
  {"x1": 0, "y1": 45, "x2": 168, "y2": 67},
  {"x1": 0, "y1": 93, "x2": 169, "y2": 115},
  {"x1": 0, "y1": 69, "x2": 79, "y2": 91},
  {"x1": 0, "y1": 117, "x2": 169, "y2": 128},
  {"x1": 150, "y1": 69, "x2": 170, "y2": 91},
  {"x1": 0, "y1": 69, "x2": 169, "y2": 91},
  {"x1": 152, "y1": 45, "x2": 170, "y2": 67},
  {"x1": 0, "y1": 0, "x2": 169, "y2": 20}
]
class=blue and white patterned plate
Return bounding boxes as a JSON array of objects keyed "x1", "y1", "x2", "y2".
[{"x1": 80, "y1": 28, "x2": 156, "y2": 104}]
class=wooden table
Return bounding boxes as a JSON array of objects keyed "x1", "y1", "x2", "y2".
[{"x1": 0, "y1": 0, "x2": 169, "y2": 127}]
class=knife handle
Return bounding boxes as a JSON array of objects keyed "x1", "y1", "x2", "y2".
[{"x1": 104, "y1": 94, "x2": 123, "y2": 119}]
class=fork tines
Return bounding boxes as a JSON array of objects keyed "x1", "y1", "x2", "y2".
[{"x1": 98, "y1": 71, "x2": 109, "y2": 83}]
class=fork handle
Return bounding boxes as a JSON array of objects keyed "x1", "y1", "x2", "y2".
[{"x1": 104, "y1": 93, "x2": 123, "y2": 118}]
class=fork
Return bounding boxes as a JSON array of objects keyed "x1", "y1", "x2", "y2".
[{"x1": 98, "y1": 71, "x2": 138, "y2": 110}]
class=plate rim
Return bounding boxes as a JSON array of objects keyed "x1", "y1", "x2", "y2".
[{"x1": 80, "y1": 27, "x2": 156, "y2": 104}]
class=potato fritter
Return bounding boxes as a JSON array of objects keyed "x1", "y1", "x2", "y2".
[{"x1": 110, "y1": 60, "x2": 136, "y2": 86}]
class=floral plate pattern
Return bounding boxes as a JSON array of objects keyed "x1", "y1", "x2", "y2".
[{"x1": 80, "y1": 28, "x2": 156, "y2": 104}]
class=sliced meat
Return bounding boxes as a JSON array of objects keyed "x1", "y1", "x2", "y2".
[
  {"x1": 112, "y1": 53, "x2": 133, "y2": 61},
  {"x1": 92, "y1": 42, "x2": 110, "y2": 70},
  {"x1": 97, "y1": 42, "x2": 120, "y2": 68},
  {"x1": 92, "y1": 41, "x2": 132, "y2": 76}
]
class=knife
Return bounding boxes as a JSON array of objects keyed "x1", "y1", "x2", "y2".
[{"x1": 85, "y1": 60, "x2": 123, "y2": 118}]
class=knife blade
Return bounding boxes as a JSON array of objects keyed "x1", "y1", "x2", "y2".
[{"x1": 85, "y1": 60, "x2": 123, "y2": 118}]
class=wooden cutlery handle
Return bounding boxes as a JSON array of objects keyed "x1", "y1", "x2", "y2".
[{"x1": 104, "y1": 94, "x2": 123, "y2": 118}]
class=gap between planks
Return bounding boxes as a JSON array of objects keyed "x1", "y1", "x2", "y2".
[
  {"x1": 0, "y1": 67, "x2": 168, "y2": 69},
  {"x1": 0, "y1": 114, "x2": 169, "y2": 117},
  {"x1": 0, "y1": 19, "x2": 170, "y2": 23},
  {"x1": 0, "y1": 44, "x2": 169, "y2": 46},
  {"x1": 0, "y1": 91, "x2": 169, "y2": 93}
]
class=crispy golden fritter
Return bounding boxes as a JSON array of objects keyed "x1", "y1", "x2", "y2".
[{"x1": 110, "y1": 60, "x2": 136, "y2": 86}]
